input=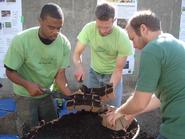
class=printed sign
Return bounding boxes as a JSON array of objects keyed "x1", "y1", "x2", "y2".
[{"x1": 0, "y1": 0, "x2": 22, "y2": 78}]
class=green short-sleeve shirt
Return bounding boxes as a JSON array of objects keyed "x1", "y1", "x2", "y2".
[
  {"x1": 136, "y1": 33, "x2": 185, "y2": 139},
  {"x1": 4, "y1": 27, "x2": 71, "y2": 98},
  {"x1": 77, "y1": 21, "x2": 133, "y2": 74}
]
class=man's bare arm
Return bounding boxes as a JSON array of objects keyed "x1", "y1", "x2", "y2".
[
  {"x1": 5, "y1": 68, "x2": 43, "y2": 96},
  {"x1": 55, "y1": 68, "x2": 72, "y2": 96},
  {"x1": 110, "y1": 56, "x2": 127, "y2": 88},
  {"x1": 118, "y1": 91, "x2": 153, "y2": 115},
  {"x1": 73, "y1": 41, "x2": 86, "y2": 81}
]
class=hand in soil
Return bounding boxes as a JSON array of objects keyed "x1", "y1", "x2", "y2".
[{"x1": 106, "y1": 108, "x2": 124, "y2": 126}]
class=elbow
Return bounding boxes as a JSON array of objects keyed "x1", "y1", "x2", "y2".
[
  {"x1": 5, "y1": 68, "x2": 12, "y2": 78},
  {"x1": 5, "y1": 66, "x2": 16, "y2": 77}
]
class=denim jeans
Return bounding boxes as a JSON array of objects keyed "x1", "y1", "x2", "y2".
[{"x1": 87, "y1": 68, "x2": 123, "y2": 107}]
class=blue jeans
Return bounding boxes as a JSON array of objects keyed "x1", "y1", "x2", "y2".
[{"x1": 87, "y1": 68, "x2": 123, "y2": 107}]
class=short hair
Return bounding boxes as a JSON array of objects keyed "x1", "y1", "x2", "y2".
[
  {"x1": 40, "y1": 3, "x2": 64, "y2": 20},
  {"x1": 128, "y1": 10, "x2": 161, "y2": 35},
  {"x1": 95, "y1": 3, "x2": 115, "y2": 20}
]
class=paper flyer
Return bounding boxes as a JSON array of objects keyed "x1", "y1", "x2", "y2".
[
  {"x1": 0, "y1": 0, "x2": 22, "y2": 78},
  {"x1": 179, "y1": 0, "x2": 185, "y2": 41}
]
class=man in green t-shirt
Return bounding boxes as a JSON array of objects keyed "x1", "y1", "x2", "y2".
[
  {"x1": 73, "y1": 3, "x2": 133, "y2": 107},
  {"x1": 4, "y1": 3, "x2": 72, "y2": 137},
  {"x1": 106, "y1": 10, "x2": 185, "y2": 139}
]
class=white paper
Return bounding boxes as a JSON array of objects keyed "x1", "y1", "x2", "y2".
[
  {"x1": 179, "y1": 0, "x2": 185, "y2": 41},
  {"x1": 0, "y1": 0, "x2": 22, "y2": 78}
]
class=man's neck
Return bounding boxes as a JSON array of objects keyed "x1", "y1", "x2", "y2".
[
  {"x1": 38, "y1": 30, "x2": 54, "y2": 45},
  {"x1": 148, "y1": 30, "x2": 161, "y2": 41}
]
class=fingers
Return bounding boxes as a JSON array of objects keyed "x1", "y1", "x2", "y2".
[
  {"x1": 101, "y1": 112, "x2": 117, "y2": 130},
  {"x1": 106, "y1": 112, "x2": 133, "y2": 131},
  {"x1": 74, "y1": 70, "x2": 84, "y2": 81},
  {"x1": 108, "y1": 115, "x2": 116, "y2": 127},
  {"x1": 30, "y1": 90, "x2": 42, "y2": 96},
  {"x1": 74, "y1": 73, "x2": 81, "y2": 81},
  {"x1": 77, "y1": 75, "x2": 83, "y2": 81},
  {"x1": 106, "y1": 109, "x2": 117, "y2": 127},
  {"x1": 124, "y1": 115, "x2": 134, "y2": 129},
  {"x1": 29, "y1": 86, "x2": 44, "y2": 96}
]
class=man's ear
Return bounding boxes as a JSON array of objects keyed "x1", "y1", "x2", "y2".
[{"x1": 140, "y1": 24, "x2": 148, "y2": 36}]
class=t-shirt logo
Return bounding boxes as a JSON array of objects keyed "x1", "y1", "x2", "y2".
[
  {"x1": 39, "y1": 57, "x2": 54, "y2": 65},
  {"x1": 95, "y1": 46, "x2": 105, "y2": 52}
]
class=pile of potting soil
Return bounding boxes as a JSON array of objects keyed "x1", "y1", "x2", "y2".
[
  {"x1": 22, "y1": 111, "x2": 139, "y2": 139},
  {"x1": 136, "y1": 131, "x2": 156, "y2": 139}
]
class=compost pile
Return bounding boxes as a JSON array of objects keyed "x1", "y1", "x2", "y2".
[{"x1": 22, "y1": 111, "x2": 139, "y2": 139}]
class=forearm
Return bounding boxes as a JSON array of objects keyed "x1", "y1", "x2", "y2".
[
  {"x1": 111, "y1": 57, "x2": 127, "y2": 87},
  {"x1": 73, "y1": 41, "x2": 87, "y2": 70},
  {"x1": 111, "y1": 69, "x2": 122, "y2": 87},
  {"x1": 73, "y1": 41, "x2": 83, "y2": 68},
  {"x1": 118, "y1": 92, "x2": 152, "y2": 115},
  {"x1": 6, "y1": 68, "x2": 45, "y2": 96},
  {"x1": 136, "y1": 94, "x2": 160, "y2": 115},
  {"x1": 73, "y1": 53, "x2": 82, "y2": 67},
  {"x1": 56, "y1": 80, "x2": 71, "y2": 95},
  {"x1": 55, "y1": 69, "x2": 71, "y2": 95},
  {"x1": 118, "y1": 96, "x2": 143, "y2": 115},
  {"x1": 6, "y1": 69, "x2": 29, "y2": 89}
]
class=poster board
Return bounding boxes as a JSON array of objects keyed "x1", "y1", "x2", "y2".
[
  {"x1": 0, "y1": 0, "x2": 22, "y2": 78},
  {"x1": 97, "y1": 0, "x2": 137, "y2": 74},
  {"x1": 179, "y1": 0, "x2": 185, "y2": 41}
]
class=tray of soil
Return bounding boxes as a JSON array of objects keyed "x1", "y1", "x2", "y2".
[{"x1": 22, "y1": 111, "x2": 140, "y2": 139}]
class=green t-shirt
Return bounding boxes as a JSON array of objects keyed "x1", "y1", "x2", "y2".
[
  {"x1": 77, "y1": 21, "x2": 133, "y2": 74},
  {"x1": 4, "y1": 27, "x2": 71, "y2": 98},
  {"x1": 136, "y1": 33, "x2": 185, "y2": 139}
]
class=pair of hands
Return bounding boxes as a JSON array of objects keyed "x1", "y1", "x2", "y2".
[
  {"x1": 105, "y1": 107, "x2": 134, "y2": 130},
  {"x1": 25, "y1": 81, "x2": 71, "y2": 97}
]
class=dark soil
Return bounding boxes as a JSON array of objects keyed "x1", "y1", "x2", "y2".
[
  {"x1": 22, "y1": 111, "x2": 139, "y2": 139},
  {"x1": 136, "y1": 130, "x2": 155, "y2": 139}
]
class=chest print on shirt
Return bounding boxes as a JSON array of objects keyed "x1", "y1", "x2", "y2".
[
  {"x1": 95, "y1": 46, "x2": 106, "y2": 52},
  {"x1": 39, "y1": 57, "x2": 55, "y2": 65},
  {"x1": 94, "y1": 45, "x2": 116, "y2": 56}
]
